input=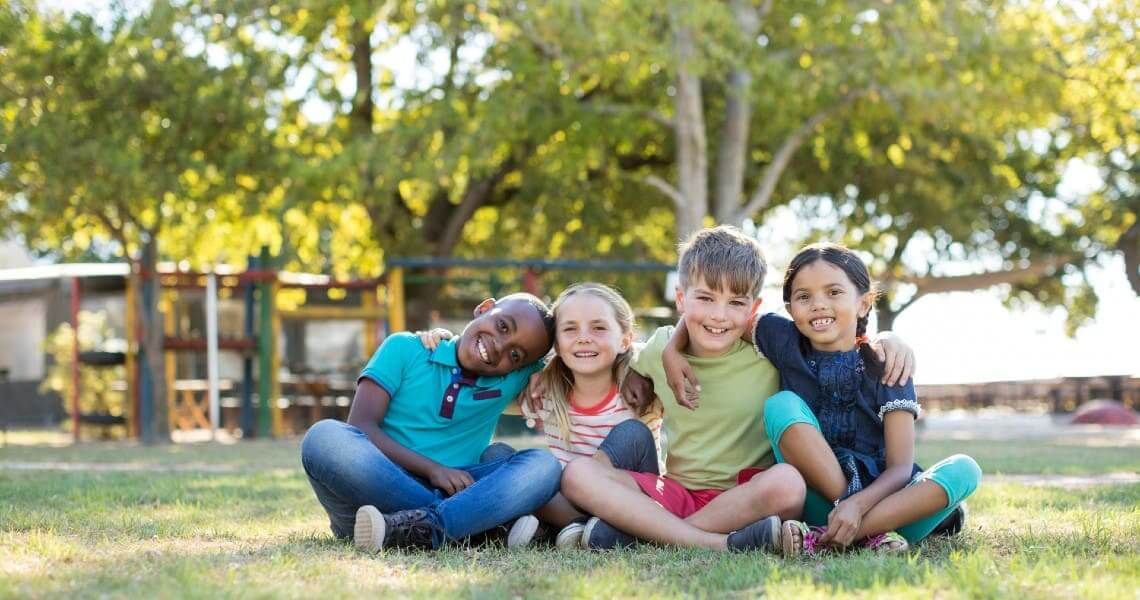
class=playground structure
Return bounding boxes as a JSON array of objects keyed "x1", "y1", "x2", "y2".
[
  {"x1": 0, "y1": 253, "x2": 398, "y2": 442},
  {"x1": 1, "y1": 254, "x2": 677, "y2": 442}
]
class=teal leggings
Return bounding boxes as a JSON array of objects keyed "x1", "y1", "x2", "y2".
[{"x1": 763, "y1": 391, "x2": 982, "y2": 544}]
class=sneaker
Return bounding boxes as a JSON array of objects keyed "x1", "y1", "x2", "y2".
[
  {"x1": 725, "y1": 515, "x2": 781, "y2": 553},
  {"x1": 353, "y1": 505, "x2": 434, "y2": 551},
  {"x1": 506, "y1": 514, "x2": 541, "y2": 548},
  {"x1": 555, "y1": 522, "x2": 586, "y2": 549},
  {"x1": 582, "y1": 516, "x2": 637, "y2": 550},
  {"x1": 929, "y1": 503, "x2": 967, "y2": 537}
]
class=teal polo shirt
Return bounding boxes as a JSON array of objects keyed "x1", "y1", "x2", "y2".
[{"x1": 358, "y1": 332, "x2": 542, "y2": 467}]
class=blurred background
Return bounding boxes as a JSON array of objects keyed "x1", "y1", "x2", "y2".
[{"x1": 0, "y1": 0, "x2": 1136, "y2": 443}]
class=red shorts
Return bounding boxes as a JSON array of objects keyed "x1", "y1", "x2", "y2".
[{"x1": 625, "y1": 467, "x2": 767, "y2": 519}]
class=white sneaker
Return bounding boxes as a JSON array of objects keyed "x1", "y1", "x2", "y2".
[
  {"x1": 555, "y1": 522, "x2": 586, "y2": 549},
  {"x1": 506, "y1": 514, "x2": 540, "y2": 548}
]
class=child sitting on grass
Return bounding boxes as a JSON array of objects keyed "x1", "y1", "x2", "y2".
[{"x1": 300, "y1": 293, "x2": 562, "y2": 551}]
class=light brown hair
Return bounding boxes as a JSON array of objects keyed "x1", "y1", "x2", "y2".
[{"x1": 677, "y1": 225, "x2": 767, "y2": 297}]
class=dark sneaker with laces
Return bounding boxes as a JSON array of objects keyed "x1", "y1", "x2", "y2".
[
  {"x1": 725, "y1": 515, "x2": 782, "y2": 553},
  {"x1": 354, "y1": 505, "x2": 434, "y2": 551},
  {"x1": 582, "y1": 517, "x2": 637, "y2": 550}
]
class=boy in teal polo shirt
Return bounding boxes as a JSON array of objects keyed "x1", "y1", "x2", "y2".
[{"x1": 301, "y1": 293, "x2": 561, "y2": 550}]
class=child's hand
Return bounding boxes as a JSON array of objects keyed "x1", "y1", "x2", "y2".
[
  {"x1": 525, "y1": 371, "x2": 546, "y2": 414},
  {"x1": 820, "y1": 500, "x2": 863, "y2": 548},
  {"x1": 620, "y1": 370, "x2": 656, "y2": 415},
  {"x1": 662, "y1": 343, "x2": 700, "y2": 410},
  {"x1": 416, "y1": 328, "x2": 454, "y2": 350},
  {"x1": 870, "y1": 332, "x2": 915, "y2": 385},
  {"x1": 428, "y1": 465, "x2": 474, "y2": 496}
]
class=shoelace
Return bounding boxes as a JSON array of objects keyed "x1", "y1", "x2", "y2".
[{"x1": 389, "y1": 510, "x2": 434, "y2": 547}]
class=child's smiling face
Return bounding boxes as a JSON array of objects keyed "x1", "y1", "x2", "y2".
[
  {"x1": 675, "y1": 276, "x2": 761, "y2": 358},
  {"x1": 554, "y1": 293, "x2": 630, "y2": 381},
  {"x1": 458, "y1": 299, "x2": 551, "y2": 376},
  {"x1": 785, "y1": 259, "x2": 874, "y2": 352}
]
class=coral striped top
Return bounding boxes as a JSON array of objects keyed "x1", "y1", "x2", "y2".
[{"x1": 525, "y1": 384, "x2": 664, "y2": 470}]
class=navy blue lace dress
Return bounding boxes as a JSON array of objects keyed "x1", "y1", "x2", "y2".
[{"x1": 754, "y1": 313, "x2": 922, "y2": 500}]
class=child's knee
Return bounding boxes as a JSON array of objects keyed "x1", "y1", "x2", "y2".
[
  {"x1": 944, "y1": 454, "x2": 983, "y2": 498},
  {"x1": 300, "y1": 419, "x2": 346, "y2": 466},
  {"x1": 768, "y1": 463, "x2": 807, "y2": 512},
  {"x1": 763, "y1": 391, "x2": 808, "y2": 442},
  {"x1": 743, "y1": 463, "x2": 805, "y2": 517},
  {"x1": 479, "y1": 441, "x2": 516, "y2": 464},
  {"x1": 561, "y1": 457, "x2": 604, "y2": 500},
  {"x1": 610, "y1": 418, "x2": 653, "y2": 444}
]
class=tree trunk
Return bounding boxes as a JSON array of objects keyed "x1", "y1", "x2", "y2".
[
  {"x1": 1117, "y1": 220, "x2": 1140, "y2": 295},
  {"x1": 874, "y1": 294, "x2": 898, "y2": 333},
  {"x1": 139, "y1": 236, "x2": 169, "y2": 444},
  {"x1": 672, "y1": 12, "x2": 708, "y2": 241},
  {"x1": 713, "y1": 0, "x2": 760, "y2": 225}
]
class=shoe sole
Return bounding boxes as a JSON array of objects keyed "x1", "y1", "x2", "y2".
[
  {"x1": 555, "y1": 523, "x2": 585, "y2": 549},
  {"x1": 507, "y1": 515, "x2": 540, "y2": 548},
  {"x1": 354, "y1": 505, "x2": 385, "y2": 552}
]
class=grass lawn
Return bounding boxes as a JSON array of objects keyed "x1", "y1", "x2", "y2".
[{"x1": 2, "y1": 435, "x2": 1138, "y2": 598}]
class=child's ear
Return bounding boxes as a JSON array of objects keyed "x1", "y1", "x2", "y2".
[
  {"x1": 673, "y1": 286, "x2": 685, "y2": 313},
  {"x1": 473, "y1": 298, "x2": 496, "y2": 317},
  {"x1": 858, "y1": 292, "x2": 874, "y2": 318},
  {"x1": 750, "y1": 297, "x2": 763, "y2": 318},
  {"x1": 620, "y1": 330, "x2": 634, "y2": 353}
]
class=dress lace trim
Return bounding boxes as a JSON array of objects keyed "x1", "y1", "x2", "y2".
[{"x1": 878, "y1": 399, "x2": 921, "y2": 422}]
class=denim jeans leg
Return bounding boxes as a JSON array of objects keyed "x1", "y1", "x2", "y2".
[
  {"x1": 479, "y1": 441, "x2": 516, "y2": 463},
  {"x1": 300, "y1": 419, "x2": 440, "y2": 539},
  {"x1": 598, "y1": 419, "x2": 660, "y2": 474},
  {"x1": 431, "y1": 448, "x2": 561, "y2": 546}
]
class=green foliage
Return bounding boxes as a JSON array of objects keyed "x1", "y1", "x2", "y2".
[{"x1": 1, "y1": 0, "x2": 1134, "y2": 329}]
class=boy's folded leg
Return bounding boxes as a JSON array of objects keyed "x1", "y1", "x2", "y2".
[{"x1": 436, "y1": 449, "x2": 562, "y2": 542}]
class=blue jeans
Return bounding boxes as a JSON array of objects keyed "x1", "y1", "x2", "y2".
[
  {"x1": 300, "y1": 419, "x2": 562, "y2": 548},
  {"x1": 763, "y1": 391, "x2": 982, "y2": 544}
]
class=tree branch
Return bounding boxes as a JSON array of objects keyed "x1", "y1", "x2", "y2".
[
  {"x1": 642, "y1": 174, "x2": 686, "y2": 210},
  {"x1": 899, "y1": 255, "x2": 1074, "y2": 296},
  {"x1": 734, "y1": 88, "x2": 872, "y2": 222}
]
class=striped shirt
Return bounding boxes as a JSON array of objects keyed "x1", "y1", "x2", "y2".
[{"x1": 525, "y1": 384, "x2": 663, "y2": 470}]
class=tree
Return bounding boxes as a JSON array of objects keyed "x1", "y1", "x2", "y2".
[{"x1": 0, "y1": 1, "x2": 283, "y2": 441}]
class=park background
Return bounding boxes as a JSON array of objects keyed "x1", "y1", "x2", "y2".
[{"x1": 1, "y1": 0, "x2": 1138, "y2": 598}]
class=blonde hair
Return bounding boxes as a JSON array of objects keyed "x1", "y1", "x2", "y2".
[
  {"x1": 677, "y1": 225, "x2": 767, "y2": 297},
  {"x1": 539, "y1": 283, "x2": 635, "y2": 449}
]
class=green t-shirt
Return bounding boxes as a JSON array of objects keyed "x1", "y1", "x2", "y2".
[{"x1": 632, "y1": 326, "x2": 779, "y2": 490}]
